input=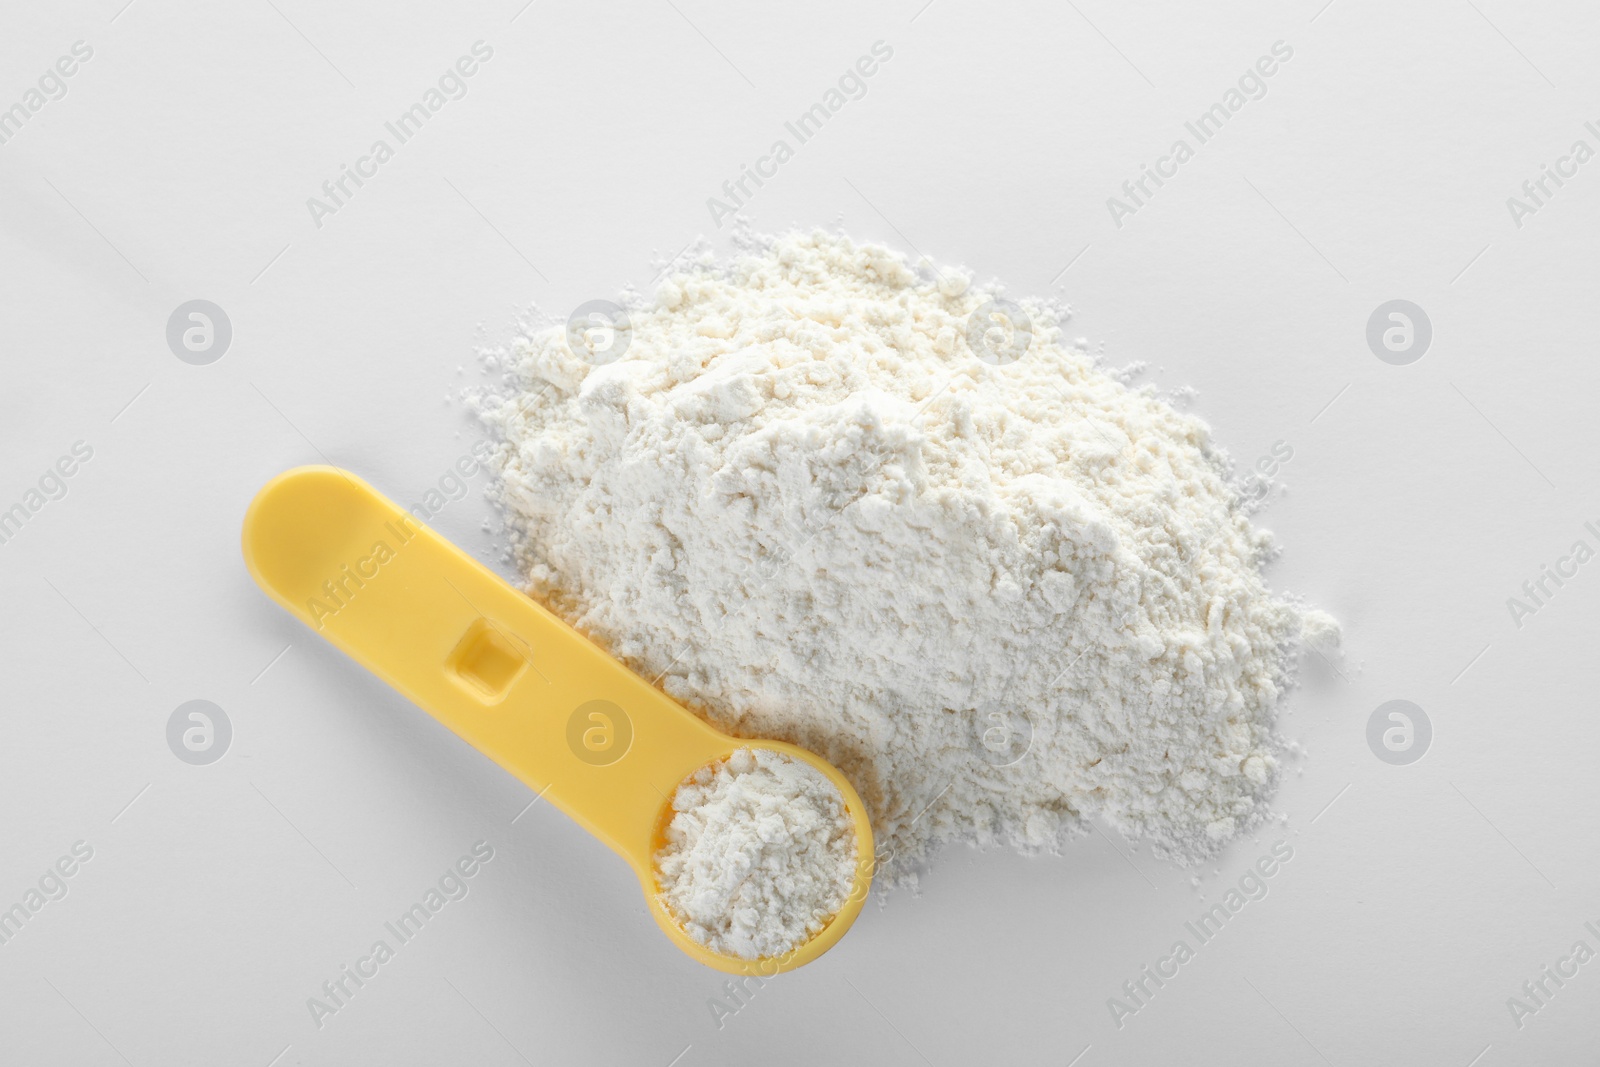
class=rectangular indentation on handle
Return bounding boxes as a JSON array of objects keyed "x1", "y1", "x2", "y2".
[{"x1": 447, "y1": 618, "x2": 528, "y2": 703}]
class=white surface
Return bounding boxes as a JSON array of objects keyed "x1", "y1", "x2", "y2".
[{"x1": 1, "y1": 0, "x2": 1596, "y2": 1064}]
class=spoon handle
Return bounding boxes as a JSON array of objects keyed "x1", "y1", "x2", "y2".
[{"x1": 241, "y1": 465, "x2": 727, "y2": 868}]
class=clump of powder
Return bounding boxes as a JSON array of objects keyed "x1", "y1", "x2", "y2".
[
  {"x1": 475, "y1": 228, "x2": 1338, "y2": 879},
  {"x1": 654, "y1": 747, "x2": 857, "y2": 959}
]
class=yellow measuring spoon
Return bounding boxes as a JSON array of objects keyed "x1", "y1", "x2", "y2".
[{"x1": 241, "y1": 465, "x2": 874, "y2": 975}]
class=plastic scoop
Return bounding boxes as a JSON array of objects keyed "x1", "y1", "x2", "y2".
[{"x1": 240, "y1": 466, "x2": 872, "y2": 974}]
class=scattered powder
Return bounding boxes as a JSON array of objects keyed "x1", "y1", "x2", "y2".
[
  {"x1": 655, "y1": 747, "x2": 857, "y2": 959},
  {"x1": 477, "y1": 229, "x2": 1337, "y2": 886}
]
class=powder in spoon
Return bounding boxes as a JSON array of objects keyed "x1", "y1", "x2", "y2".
[{"x1": 654, "y1": 747, "x2": 857, "y2": 959}]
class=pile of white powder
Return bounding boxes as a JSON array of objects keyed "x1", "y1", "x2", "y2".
[
  {"x1": 654, "y1": 747, "x2": 857, "y2": 958},
  {"x1": 476, "y1": 228, "x2": 1336, "y2": 884}
]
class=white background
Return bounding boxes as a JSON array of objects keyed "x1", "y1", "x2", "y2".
[{"x1": 2, "y1": 0, "x2": 1597, "y2": 1064}]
